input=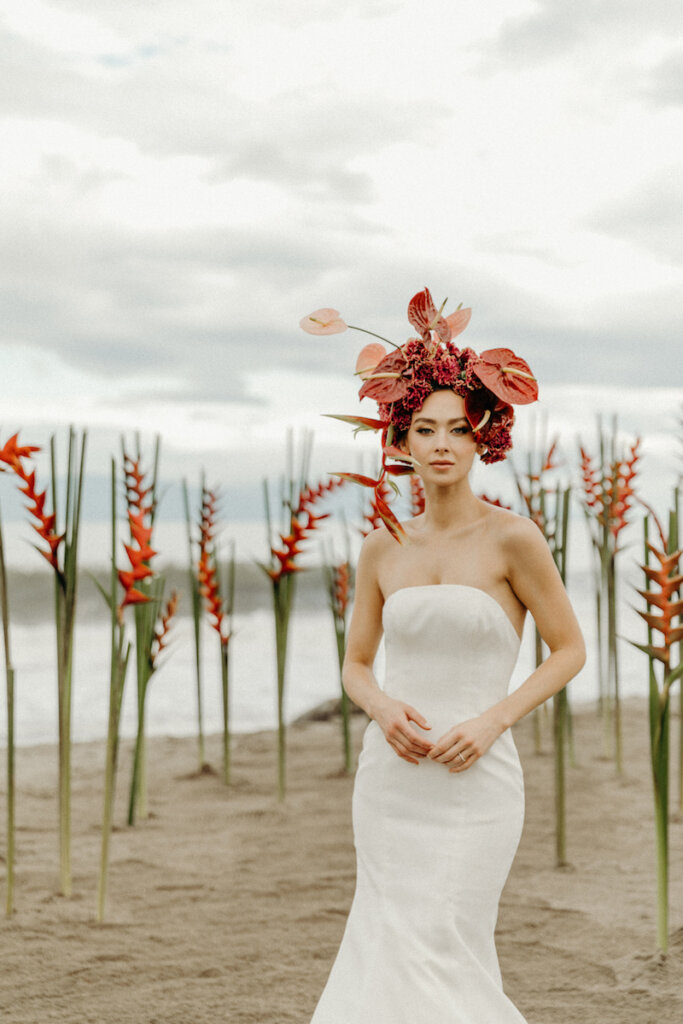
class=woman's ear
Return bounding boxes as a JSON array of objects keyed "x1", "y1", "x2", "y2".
[
  {"x1": 395, "y1": 430, "x2": 410, "y2": 454},
  {"x1": 476, "y1": 440, "x2": 487, "y2": 456}
]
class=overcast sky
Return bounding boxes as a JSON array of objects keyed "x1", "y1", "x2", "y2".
[{"x1": 1, "y1": 0, "x2": 682, "y2": 518}]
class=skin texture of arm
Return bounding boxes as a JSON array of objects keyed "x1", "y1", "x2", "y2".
[{"x1": 342, "y1": 530, "x2": 436, "y2": 765}]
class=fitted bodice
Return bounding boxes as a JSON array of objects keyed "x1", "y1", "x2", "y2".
[{"x1": 381, "y1": 584, "x2": 521, "y2": 730}]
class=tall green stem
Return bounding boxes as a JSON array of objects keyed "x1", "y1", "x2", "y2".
[
  {"x1": 0, "y1": 506, "x2": 15, "y2": 915},
  {"x1": 182, "y1": 477, "x2": 205, "y2": 769},
  {"x1": 221, "y1": 643, "x2": 230, "y2": 785}
]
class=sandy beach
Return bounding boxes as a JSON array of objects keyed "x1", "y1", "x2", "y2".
[{"x1": 1, "y1": 698, "x2": 681, "y2": 1024}]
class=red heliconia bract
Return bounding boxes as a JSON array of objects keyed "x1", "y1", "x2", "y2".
[
  {"x1": 410, "y1": 476, "x2": 425, "y2": 517},
  {"x1": 150, "y1": 591, "x2": 180, "y2": 667},
  {"x1": 268, "y1": 478, "x2": 345, "y2": 582},
  {"x1": 332, "y1": 562, "x2": 351, "y2": 619},
  {"x1": 635, "y1": 543, "x2": 683, "y2": 668},
  {"x1": 361, "y1": 477, "x2": 394, "y2": 536},
  {"x1": 198, "y1": 487, "x2": 230, "y2": 646},
  {"x1": 0, "y1": 434, "x2": 64, "y2": 572},
  {"x1": 117, "y1": 454, "x2": 156, "y2": 618}
]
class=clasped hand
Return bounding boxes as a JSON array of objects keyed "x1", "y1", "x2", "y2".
[{"x1": 375, "y1": 697, "x2": 503, "y2": 771}]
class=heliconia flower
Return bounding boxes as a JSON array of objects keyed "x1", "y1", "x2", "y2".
[
  {"x1": 332, "y1": 561, "x2": 351, "y2": 618},
  {"x1": 634, "y1": 544, "x2": 683, "y2": 667},
  {"x1": 120, "y1": 586, "x2": 151, "y2": 609},
  {"x1": 382, "y1": 444, "x2": 419, "y2": 466},
  {"x1": 355, "y1": 343, "x2": 387, "y2": 380},
  {"x1": 324, "y1": 413, "x2": 389, "y2": 435},
  {"x1": 299, "y1": 308, "x2": 348, "y2": 335},
  {"x1": 479, "y1": 493, "x2": 512, "y2": 509},
  {"x1": 410, "y1": 475, "x2": 425, "y2": 516},
  {"x1": 267, "y1": 477, "x2": 345, "y2": 583},
  {"x1": 151, "y1": 591, "x2": 180, "y2": 667},
  {"x1": 0, "y1": 433, "x2": 40, "y2": 470},
  {"x1": 579, "y1": 447, "x2": 601, "y2": 509},
  {"x1": 117, "y1": 452, "x2": 157, "y2": 619},
  {"x1": 360, "y1": 476, "x2": 393, "y2": 537},
  {"x1": 471, "y1": 349, "x2": 538, "y2": 405},
  {"x1": 198, "y1": 487, "x2": 231, "y2": 645},
  {"x1": 6, "y1": 447, "x2": 65, "y2": 572}
]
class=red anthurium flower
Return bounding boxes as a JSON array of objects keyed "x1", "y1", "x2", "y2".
[
  {"x1": 471, "y1": 349, "x2": 538, "y2": 405},
  {"x1": 355, "y1": 343, "x2": 387, "y2": 380},
  {"x1": 407, "y1": 288, "x2": 451, "y2": 343},
  {"x1": 464, "y1": 389, "x2": 498, "y2": 432},
  {"x1": 358, "y1": 349, "x2": 410, "y2": 403},
  {"x1": 299, "y1": 308, "x2": 348, "y2": 335}
]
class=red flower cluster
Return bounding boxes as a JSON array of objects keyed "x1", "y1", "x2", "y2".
[
  {"x1": 198, "y1": 486, "x2": 230, "y2": 646},
  {"x1": 331, "y1": 561, "x2": 351, "y2": 618},
  {"x1": 118, "y1": 454, "x2": 156, "y2": 616},
  {"x1": 301, "y1": 288, "x2": 538, "y2": 542},
  {"x1": 0, "y1": 433, "x2": 63, "y2": 572},
  {"x1": 410, "y1": 476, "x2": 425, "y2": 517},
  {"x1": 268, "y1": 478, "x2": 343, "y2": 582},
  {"x1": 637, "y1": 541, "x2": 683, "y2": 669},
  {"x1": 361, "y1": 477, "x2": 394, "y2": 536},
  {"x1": 150, "y1": 591, "x2": 180, "y2": 668},
  {"x1": 580, "y1": 440, "x2": 641, "y2": 542}
]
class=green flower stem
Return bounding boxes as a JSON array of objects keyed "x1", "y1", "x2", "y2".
[
  {"x1": 347, "y1": 325, "x2": 402, "y2": 350},
  {"x1": 0, "y1": 506, "x2": 15, "y2": 916},
  {"x1": 52, "y1": 427, "x2": 87, "y2": 898},
  {"x1": 182, "y1": 477, "x2": 205, "y2": 770},
  {"x1": 220, "y1": 642, "x2": 230, "y2": 785}
]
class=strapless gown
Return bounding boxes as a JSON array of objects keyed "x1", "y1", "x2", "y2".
[{"x1": 310, "y1": 584, "x2": 528, "y2": 1024}]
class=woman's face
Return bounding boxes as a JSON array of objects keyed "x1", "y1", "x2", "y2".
[{"x1": 404, "y1": 389, "x2": 481, "y2": 483}]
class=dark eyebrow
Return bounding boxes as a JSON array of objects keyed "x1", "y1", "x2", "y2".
[{"x1": 413, "y1": 416, "x2": 469, "y2": 425}]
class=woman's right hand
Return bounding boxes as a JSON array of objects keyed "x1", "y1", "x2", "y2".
[{"x1": 372, "y1": 696, "x2": 433, "y2": 765}]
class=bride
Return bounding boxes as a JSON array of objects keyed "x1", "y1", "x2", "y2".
[{"x1": 301, "y1": 289, "x2": 585, "y2": 1023}]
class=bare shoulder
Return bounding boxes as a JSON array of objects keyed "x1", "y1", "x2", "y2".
[{"x1": 481, "y1": 503, "x2": 542, "y2": 547}]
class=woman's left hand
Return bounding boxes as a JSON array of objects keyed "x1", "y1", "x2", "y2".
[{"x1": 427, "y1": 711, "x2": 504, "y2": 772}]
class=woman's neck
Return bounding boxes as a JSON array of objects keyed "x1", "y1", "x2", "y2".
[{"x1": 420, "y1": 479, "x2": 482, "y2": 533}]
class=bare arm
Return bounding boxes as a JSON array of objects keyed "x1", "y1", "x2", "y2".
[
  {"x1": 429, "y1": 517, "x2": 586, "y2": 772},
  {"x1": 342, "y1": 532, "x2": 434, "y2": 765}
]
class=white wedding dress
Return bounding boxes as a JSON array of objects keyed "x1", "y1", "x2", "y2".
[{"x1": 310, "y1": 584, "x2": 528, "y2": 1024}]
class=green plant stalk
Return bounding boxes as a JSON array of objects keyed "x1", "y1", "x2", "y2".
[
  {"x1": 220, "y1": 642, "x2": 230, "y2": 785},
  {"x1": 127, "y1": 436, "x2": 162, "y2": 824},
  {"x1": 0, "y1": 505, "x2": 15, "y2": 915},
  {"x1": 97, "y1": 459, "x2": 131, "y2": 921},
  {"x1": 219, "y1": 541, "x2": 236, "y2": 785},
  {"x1": 673, "y1": 487, "x2": 682, "y2": 817},
  {"x1": 273, "y1": 577, "x2": 294, "y2": 801},
  {"x1": 607, "y1": 552, "x2": 622, "y2": 773},
  {"x1": 51, "y1": 427, "x2": 87, "y2": 898},
  {"x1": 182, "y1": 477, "x2": 205, "y2": 769},
  {"x1": 128, "y1": 580, "x2": 160, "y2": 824}
]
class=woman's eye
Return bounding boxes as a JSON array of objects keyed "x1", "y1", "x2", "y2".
[
  {"x1": 416, "y1": 427, "x2": 433, "y2": 435},
  {"x1": 453, "y1": 426, "x2": 469, "y2": 435}
]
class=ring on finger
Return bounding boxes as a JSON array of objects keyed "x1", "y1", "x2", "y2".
[{"x1": 458, "y1": 751, "x2": 467, "y2": 764}]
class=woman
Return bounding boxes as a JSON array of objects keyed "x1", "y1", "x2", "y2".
[{"x1": 301, "y1": 289, "x2": 586, "y2": 1023}]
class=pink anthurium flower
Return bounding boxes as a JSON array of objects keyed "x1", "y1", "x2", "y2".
[
  {"x1": 299, "y1": 308, "x2": 348, "y2": 335},
  {"x1": 355, "y1": 342, "x2": 387, "y2": 380}
]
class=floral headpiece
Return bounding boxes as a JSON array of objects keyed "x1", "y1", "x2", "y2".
[{"x1": 300, "y1": 287, "x2": 538, "y2": 540}]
